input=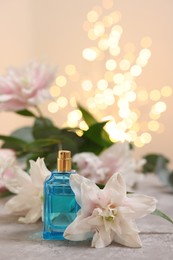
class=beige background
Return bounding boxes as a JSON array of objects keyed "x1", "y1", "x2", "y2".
[{"x1": 0, "y1": 0, "x2": 173, "y2": 164}]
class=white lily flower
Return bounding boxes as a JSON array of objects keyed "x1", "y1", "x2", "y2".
[
  {"x1": 64, "y1": 172, "x2": 157, "y2": 248},
  {"x1": 73, "y1": 142, "x2": 143, "y2": 189},
  {"x1": 0, "y1": 149, "x2": 16, "y2": 192},
  {"x1": 4, "y1": 158, "x2": 50, "y2": 223}
]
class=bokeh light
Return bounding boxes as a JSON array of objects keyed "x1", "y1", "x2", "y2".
[{"x1": 48, "y1": 2, "x2": 172, "y2": 147}]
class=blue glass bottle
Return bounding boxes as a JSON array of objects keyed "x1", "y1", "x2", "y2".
[{"x1": 43, "y1": 150, "x2": 79, "y2": 240}]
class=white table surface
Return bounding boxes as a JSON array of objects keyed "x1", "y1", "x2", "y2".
[{"x1": 0, "y1": 175, "x2": 173, "y2": 260}]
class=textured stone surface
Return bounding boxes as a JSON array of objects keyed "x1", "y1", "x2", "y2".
[{"x1": 0, "y1": 175, "x2": 173, "y2": 260}]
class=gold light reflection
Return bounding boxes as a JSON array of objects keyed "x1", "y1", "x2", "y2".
[
  {"x1": 48, "y1": 102, "x2": 59, "y2": 113},
  {"x1": 48, "y1": 2, "x2": 172, "y2": 147},
  {"x1": 56, "y1": 76, "x2": 67, "y2": 87},
  {"x1": 50, "y1": 85, "x2": 60, "y2": 97}
]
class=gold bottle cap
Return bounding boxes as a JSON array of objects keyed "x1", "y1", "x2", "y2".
[{"x1": 57, "y1": 150, "x2": 71, "y2": 172}]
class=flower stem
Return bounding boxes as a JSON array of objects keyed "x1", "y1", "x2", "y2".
[{"x1": 34, "y1": 106, "x2": 47, "y2": 126}]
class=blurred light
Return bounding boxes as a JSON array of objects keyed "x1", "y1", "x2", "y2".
[
  {"x1": 83, "y1": 48, "x2": 97, "y2": 61},
  {"x1": 125, "y1": 91, "x2": 137, "y2": 102},
  {"x1": 87, "y1": 97, "x2": 96, "y2": 109},
  {"x1": 119, "y1": 59, "x2": 130, "y2": 71},
  {"x1": 113, "y1": 73, "x2": 124, "y2": 84},
  {"x1": 137, "y1": 90, "x2": 148, "y2": 102},
  {"x1": 57, "y1": 96, "x2": 68, "y2": 108},
  {"x1": 134, "y1": 137, "x2": 144, "y2": 147},
  {"x1": 149, "y1": 111, "x2": 160, "y2": 120},
  {"x1": 88, "y1": 29, "x2": 98, "y2": 40},
  {"x1": 126, "y1": 131, "x2": 137, "y2": 142},
  {"x1": 102, "y1": 16, "x2": 113, "y2": 27},
  {"x1": 130, "y1": 65, "x2": 142, "y2": 77},
  {"x1": 161, "y1": 86, "x2": 172, "y2": 97},
  {"x1": 56, "y1": 76, "x2": 67, "y2": 87},
  {"x1": 153, "y1": 101, "x2": 167, "y2": 113},
  {"x1": 50, "y1": 85, "x2": 60, "y2": 97},
  {"x1": 69, "y1": 97, "x2": 76, "y2": 107},
  {"x1": 76, "y1": 129, "x2": 83, "y2": 137},
  {"x1": 82, "y1": 80, "x2": 93, "y2": 91},
  {"x1": 110, "y1": 11, "x2": 122, "y2": 24},
  {"x1": 149, "y1": 90, "x2": 161, "y2": 101},
  {"x1": 124, "y1": 53, "x2": 135, "y2": 63},
  {"x1": 79, "y1": 120, "x2": 89, "y2": 130},
  {"x1": 87, "y1": 10, "x2": 98, "y2": 23},
  {"x1": 109, "y1": 46, "x2": 120, "y2": 56},
  {"x1": 98, "y1": 38, "x2": 109, "y2": 50},
  {"x1": 68, "y1": 109, "x2": 82, "y2": 121},
  {"x1": 140, "y1": 132, "x2": 152, "y2": 144},
  {"x1": 48, "y1": 102, "x2": 59, "y2": 113},
  {"x1": 94, "y1": 22, "x2": 105, "y2": 37},
  {"x1": 148, "y1": 120, "x2": 160, "y2": 132},
  {"x1": 139, "y1": 48, "x2": 151, "y2": 60},
  {"x1": 105, "y1": 59, "x2": 117, "y2": 71},
  {"x1": 141, "y1": 37, "x2": 152, "y2": 48},
  {"x1": 97, "y1": 79, "x2": 108, "y2": 90},
  {"x1": 65, "y1": 64, "x2": 76, "y2": 75}
]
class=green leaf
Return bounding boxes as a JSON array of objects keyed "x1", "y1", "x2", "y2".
[
  {"x1": 0, "y1": 190, "x2": 13, "y2": 198},
  {"x1": 83, "y1": 121, "x2": 111, "y2": 148},
  {"x1": 0, "y1": 135, "x2": 28, "y2": 151},
  {"x1": 142, "y1": 154, "x2": 170, "y2": 174},
  {"x1": 168, "y1": 172, "x2": 173, "y2": 187},
  {"x1": 16, "y1": 109, "x2": 36, "y2": 117},
  {"x1": 11, "y1": 127, "x2": 34, "y2": 142},
  {"x1": 152, "y1": 209, "x2": 173, "y2": 225},
  {"x1": 32, "y1": 117, "x2": 56, "y2": 139},
  {"x1": 26, "y1": 138, "x2": 61, "y2": 151},
  {"x1": 78, "y1": 103, "x2": 97, "y2": 126}
]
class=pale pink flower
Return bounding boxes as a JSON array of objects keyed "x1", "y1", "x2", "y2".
[
  {"x1": 0, "y1": 62, "x2": 56, "y2": 111},
  {"x1": 64, "y1": 172, "x2": 157, "y2": 248},
  {"x1": 5, "y1": 158, "x2": 50, "y2": 223},
  {"x1": 73, "y1": 142, "x2": 143, "y2": 189},
  {"x1": 0, "y1": 149, "x2": 16, "y2": 192}
]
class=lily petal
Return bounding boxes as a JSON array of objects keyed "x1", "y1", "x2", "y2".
[
  {"x1": 92, "y1": 227, "x2": 114, "y2": 248},
  {"x1": 64, "y1": 214, "x2": 93, "y2": 241},
  {"x1": 19, "y1": 204, "x2": 42, "y2": 224},
  {"x1": 30, "y1": 158, "x2": 50, "y2": 189},
  {"x1": 126, "y1": 194, "x2": 157, "y2": 219},
  {"x1": 70, "y1": 174, "x2": 96, "y2": 207},
  {"x1": 104, "y1": 172, "x2": 126, "y2": 198}
]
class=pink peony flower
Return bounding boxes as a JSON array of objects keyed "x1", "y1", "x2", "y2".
[
  {"x1": 64, "y1": 172, "x2": 157, "y2": 248},
  {"x1": 0, "y1": 62, "x2": 56, "y2": 111},
  {"x1": 0, "y1": 149, "x2": 16, "y2": 192},
  {"x1": 73, "y1": 142, "x2": 144, "y2": 189}
]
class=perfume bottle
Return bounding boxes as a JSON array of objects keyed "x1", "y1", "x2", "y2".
[{"x1": 43, "y1": 150, "x2": 79, "y2": 240}]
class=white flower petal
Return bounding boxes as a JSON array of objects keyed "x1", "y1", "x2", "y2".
[
  {"x1": 4, "y1": 167, "x2": 31, "y2": 193},
  {"x1": 104, "y1": 172, "x2": 126, "y2": 197},
  {"x1": 70, "y1": 174, "x2": 96, "y2": 207},
  {"x1": 64, "y1": 214, "x2": 93, "y2": 241},
  {"x1": 5, "y1": 193, "x2": 30, "y2": 213},
  {"x1": 113, "y1": 217, "x2": 142, "y2": 248},
  {"x1": 19, "y1": 205, "x2": 42, "y2": 223},
  {"x1": 30, "y1": 158, "x2": 50, "y2": 189},
  {"x1": 114, "y1": 231, "x2": 142, "y2": 248},
  {"x1": 126, "y1": 194, "x2": 157, "y2": 219},
  {"x1": 92, "y1": 227, "x2": 113, "y2": 248},
  {"x1": 80, "y1": 182, "x2": 103, "y2": 215}
]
